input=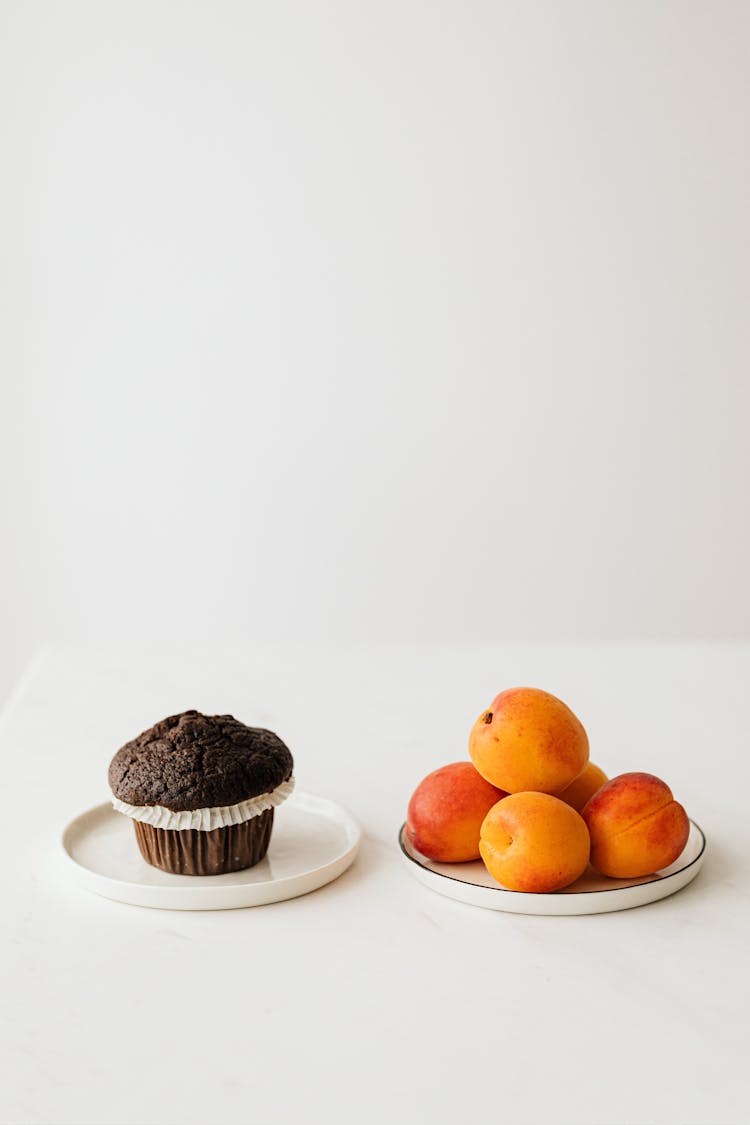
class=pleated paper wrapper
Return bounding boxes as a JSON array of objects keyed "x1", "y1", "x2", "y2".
[{"x1": 111, "y1": 777, "x2": 294, "y2": 875}]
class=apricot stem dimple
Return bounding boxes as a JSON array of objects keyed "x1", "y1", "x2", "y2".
[{"x1": 483, "y1": 711, "x2": 493, "y2": 724}]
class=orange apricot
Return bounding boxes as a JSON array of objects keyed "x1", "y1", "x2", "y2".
[
  {"x1": 469, "y1": 687, "x2": 589, "y2": 794},
  {"x1": 405, "y1": 762, "x2": 507, "y2": 862},
  {"x1": 479, "y1": 791, "x2": 590, "y2": 893},
  {"x1": 555, "y1": 761, "x2": 609, "y2": 812},
  {"x1": 582, "y1": 772, "x2": 690, "y2": 878}
]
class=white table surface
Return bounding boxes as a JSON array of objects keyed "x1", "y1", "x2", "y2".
[{"x1": 1, "y1": 643, "x2": 747, "y2": 1125}]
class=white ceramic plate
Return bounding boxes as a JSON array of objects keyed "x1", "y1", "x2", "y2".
[
  {"x1": 62, "y1": 791, "x2": 360, "y2": 910},
  {"x1": 399, "y1": 819, "x2": 706, "y2": 915}
]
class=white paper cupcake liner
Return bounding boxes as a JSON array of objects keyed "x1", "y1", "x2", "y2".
[{"x1": 111, "y1": 776, "x2": 295, "y2": 831}]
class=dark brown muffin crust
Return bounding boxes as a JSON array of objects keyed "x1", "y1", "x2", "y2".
[{"x1": 108, "y1": 710, "x2": 294, "y2": 811}]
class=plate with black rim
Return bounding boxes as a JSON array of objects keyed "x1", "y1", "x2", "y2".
[{"x1": 399, "y1": 819, "x2": 706, "y2": 915}]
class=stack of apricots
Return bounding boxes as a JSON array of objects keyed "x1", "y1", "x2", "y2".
[{"x1": 405, "y1": 687, "x2": 690, "y2": 893}]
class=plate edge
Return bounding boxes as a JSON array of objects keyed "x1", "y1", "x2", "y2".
[{"x1": 398, "y1": 819, "x2": 706, "y2": 900}]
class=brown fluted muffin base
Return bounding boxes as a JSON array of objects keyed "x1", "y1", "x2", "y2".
[{"x1": 133, "y1": 808, "x2": 275, "y2": 875}]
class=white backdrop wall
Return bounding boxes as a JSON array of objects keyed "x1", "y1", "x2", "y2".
[{"x1": 2, "y1": 1, "x2": 749, "y2": 704}]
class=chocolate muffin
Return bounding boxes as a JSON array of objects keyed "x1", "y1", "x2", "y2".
[{"x1": 109, "y1": 710, "x2": 294, "y2": 875}]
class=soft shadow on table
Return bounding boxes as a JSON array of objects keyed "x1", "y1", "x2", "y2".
[
  {"x1": 294, "y1": 828, "x2": 388, "y2": 901},
  {"x1": 273, "y1": 823, "x2": 395, "y2": 909},
  {"x1": 671, "y1": 835, "x2": 730, "y2": 898},
  {"x1": 600, "y1": 833, "x2": 725, "y2": 917},
  {"x1": 222, "y1": 828, "x2": 389, "y2": 911}
]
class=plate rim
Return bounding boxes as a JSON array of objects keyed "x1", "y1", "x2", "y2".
[
  {"x1": 398, "y1": 817, "x2": 706, "y2": 900},
  {"x1": 61, "y1": 790, "x2": 361, "y2": 896}
]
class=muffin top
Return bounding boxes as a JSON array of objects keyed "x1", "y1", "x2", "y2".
[{"x1": 108, "y1": 710, "x2": 294, "y2": 812}]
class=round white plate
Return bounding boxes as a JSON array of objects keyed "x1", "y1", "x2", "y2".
[
  {"x1": 399, "y1": 819, "x2": 706, "y2": 915},
  {"x1": 62, "y1": 791, "x2": 360, "y2": 910}
]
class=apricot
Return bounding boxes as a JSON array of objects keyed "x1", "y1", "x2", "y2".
[
  {"x1": 582, "y1": 772, "x2": 690, "y2": 878},
  {"x1": 405, "y1": 762, "x2": 507, "y2": 862},
  {"x1": 479, "y1": 792, "x2": 590, "y2": 892},
  {"x1": 555, "y1": 761, "x2": 609, "y2": 812},
  {"x1": 469, "y1": 687, "x2": 589, "y2": 794}
]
